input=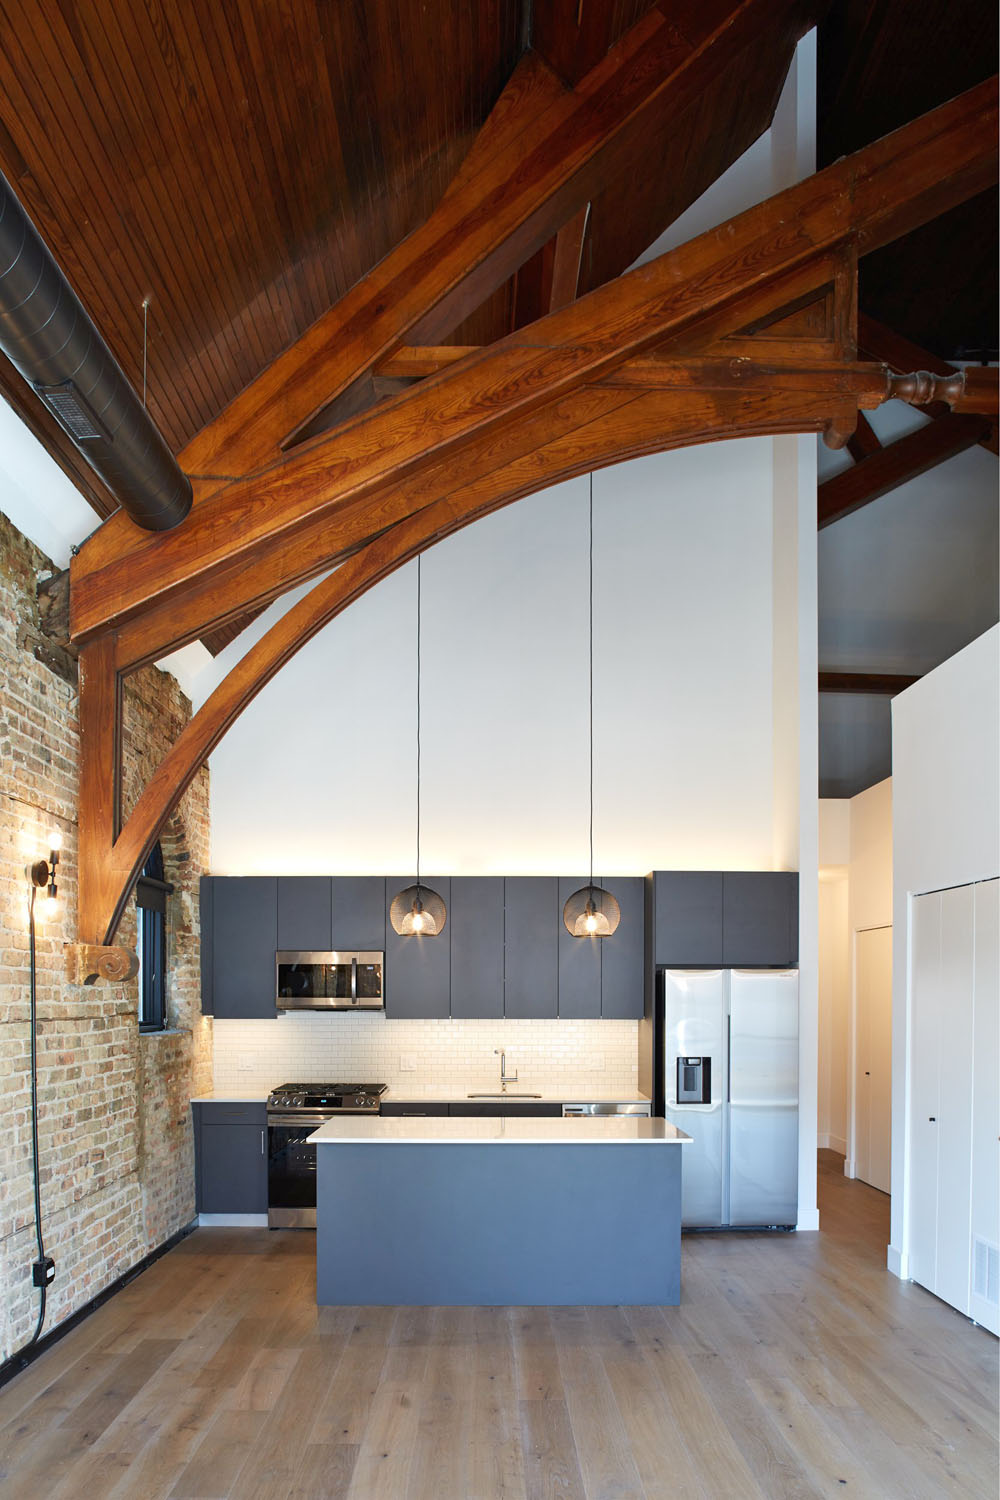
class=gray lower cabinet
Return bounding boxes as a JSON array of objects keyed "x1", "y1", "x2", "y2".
[
  {"x1": 277, "y1": 877, "x2": 332, "y2": 950},
  {"x1": 209, "y1": 877, "x2": 278, "y2": 1018},
  {"x1": 504, "y1": 877, "x2": 558, "y2": 1018},
  {"x1": 193, "y1": 1102, "x2": 267, "y2": 1214},
  {"x1": 558, "y1": 876, "x2": 601, "y2": 1019},
  {"x1": 332, "y1": 878, "x2": 386, "y2": 950},
  {"x1": 380, "y1": 1102, "x2": 450, "y2": 1117},
  {"x1": 601, "y1": 876, "x2": 644, "y2": 1018},
  {"x1": 722, "y1": 871, "x2": 798, "y2": 966},
  {"x1": 450, "y1": 877, "x2": 504, "y2": 1019},
  {"x1": 450, "y1": 1102, "x2": 563, "y2": 1117},
  {"x1": 385, "y1": 878, "x2": 451, "y2": 1018}
]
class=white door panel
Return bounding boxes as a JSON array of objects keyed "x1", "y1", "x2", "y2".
[
  {"x1": 970, "y1": 880, "x2": 999, "y2": 1334},
  {"x1": 856, "y1": 926, "x2": 892, "y2": 1194},
  {"x1": 935, "y1": 884, "x2": 975, "y2": 1315},
  {"x1": 908, "y1": 892, "x2": 940, "y2": 1294}
]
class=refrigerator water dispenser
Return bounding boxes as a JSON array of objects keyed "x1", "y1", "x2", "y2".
[{"x1": 677, "y1": 1056, "x2": 711, "y2": 1104}]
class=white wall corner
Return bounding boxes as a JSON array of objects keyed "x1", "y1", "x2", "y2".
[{"x1": 796, "y1": 1207, "x2": 821, "y2": 1233}]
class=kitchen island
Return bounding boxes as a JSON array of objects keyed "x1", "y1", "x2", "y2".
[{"x1": 310, "y1": 1114, "x2": 690, "y2": 1305}]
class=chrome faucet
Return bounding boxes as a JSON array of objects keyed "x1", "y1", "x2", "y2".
[{"x1": 495, "y1": 1048, "x2": 518, "y2": 1092}]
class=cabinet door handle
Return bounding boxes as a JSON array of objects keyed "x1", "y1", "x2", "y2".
[{"x1": 261, "y1": 1129, "x2": 265, "y2": 1153}]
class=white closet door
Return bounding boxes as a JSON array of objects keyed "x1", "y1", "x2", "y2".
[
  {"x1": 934, "y1": 884, "x2": 975, "y2": 1316},
  {"x1": 970, "y1": 880, "x2": 1000, "y2": 1334},
  {"x1": 908, "y1": 892, "x2": 941, "y2": 1294},
  {"x1": 856, "y1": 926, "x2": 892, "y2": 1194}
]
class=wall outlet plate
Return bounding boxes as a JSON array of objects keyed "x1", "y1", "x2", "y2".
[
  {"x1": 399, "y1": 1054, "x2": 416, "y2": 1072},
  {"x1": 237, "y1": 1054, "x2": 254, "y2": 1072}
]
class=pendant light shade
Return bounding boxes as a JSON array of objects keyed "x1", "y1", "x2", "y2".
[
  {"x1": 389, "y1": 554, "x2": 446, "y2": 937},
  {"x1": 562, "y1": 883, "x2": 620, "y2": 937},
  {"x1": 567, "y1": 472, "x2": 620, "y2": 938},
  {"x1": 390, "y1": 883, "x2": 447, "y2": 936}
]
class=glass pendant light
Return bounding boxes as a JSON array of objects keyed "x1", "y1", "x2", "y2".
[
  {"x1": 563, "y1": 473, "x2": 620, "y2": 938},
  {"x1": 390, "y1": 554, "x2": 446, "y2": 937}
]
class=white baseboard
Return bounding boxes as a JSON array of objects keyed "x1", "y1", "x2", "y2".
[
  {"x1": 795, "y1": 1206, "x2": 820, "y2": 1232},
  {"x1": 843, "y1": 1156, "x2": 857, "y2": 1179},
  {"x1": 886, "y1": 1243, "x2": 908, "y2": 1280},
  {"x1": 818, "y1": 1133, "x2": 847, "y2": 1155},
  {"x1": 198, "y1": 1213, "x2": 269, "y2": 1228}
]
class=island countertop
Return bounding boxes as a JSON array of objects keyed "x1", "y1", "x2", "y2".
[{"x1": 308, "y1": 1115, "x2": 690, "y2": 1146}]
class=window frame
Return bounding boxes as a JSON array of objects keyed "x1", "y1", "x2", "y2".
[{"x1": 136, "y1": 842, "x2": 172, "y2": 1033}]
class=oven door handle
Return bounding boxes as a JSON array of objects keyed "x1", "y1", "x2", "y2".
[{"x1": 266, "y1": 1112, "x2": 336, "y2": 1129}]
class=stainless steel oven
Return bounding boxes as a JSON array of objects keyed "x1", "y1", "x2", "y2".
[{"x1": 266, "y1": 1083, "x2": 386, "y2": 1228}]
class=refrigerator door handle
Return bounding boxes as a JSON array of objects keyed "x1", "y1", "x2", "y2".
[{"x1": 726, "y1": 1014, "x2": 731, "y2": 1101}]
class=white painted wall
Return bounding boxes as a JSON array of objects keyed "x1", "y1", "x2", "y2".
[
  {"x1": 889, "y1": 625, "x2": 1000, "y2": 1280},
  {"x1": 818, "y1": 873, "x2": 849, "y2": 1153}
]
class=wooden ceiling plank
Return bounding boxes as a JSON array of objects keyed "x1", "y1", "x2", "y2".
[
  {"x1": 845, "y1": 411, "x2": 882, "y2": 463},
  {"x1": 531, "y1": 0, "x2": 661, "y2": 85},
  {"x1": 72, "y1": 75, "x2": 998, "y2": 647},
  {"x1": 817, "y1": 411, "x2": 991, "y2": 527},
  {"x1": 549, "y1": 203, "x2": 591, "y2": 311},
  {"x1": 178, "y1": 0, "x2": 818, "y2": 479},
  {"x1": 818, "y1": 672, "x2": 921, "y2": 694}
]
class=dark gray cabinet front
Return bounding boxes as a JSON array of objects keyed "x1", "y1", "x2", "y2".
[
  {"x1": 211, "y1": 877, "x2": 278, "y2": 1018},
  {"x1": 384, "y1": 877, "x2": 451, "y2": 1018},
  {"x1": 195, "y1": 1104, "x2": 267, "y2": 1214},
  {"x1": 722, "y1": 872, "x2": 798, "y2": 966},
  {"x1": 331, "y1": 878, "x2": 386, "y2": 949},
  {"x1": 653, "y1": 871, "x2": 723, "y2": 966},
  {"x1": 557, "y1": 877, "x2": 601, "y2": 1019},
  {"x1": 504, "y1": 877, "x2": 558, "y2": 1018},
  {"x1": 380, "y1": 1102, "x2": 450, "y2": 1117},
  {"x1": 601, "y1": 876, "x2": 644, "y2": 1018},
  {"x1": 450, "y1": 1102, "x2": 563, "y2": 1117},
  {"x1": 277, "y1": 877, "x2": 332, "y2": 950},
  {"x1": 450, "y1": 877, "x2": 504, "y2": 1019}
]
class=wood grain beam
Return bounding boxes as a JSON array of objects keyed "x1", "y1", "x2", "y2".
[
  {"x1": 818, "y1": 411, "x2": 992, "y2": 528},
  {"x1": 175, "y1": 0, "x2": 817, "y2": 480},
  {"x1": 818, "y1": 672, "x2": 921, "y2": 694},
  {"x1": 845, "y1": 411, "x2": 882, "y2": 463},
  {"x1": 859, "y1": 312, "x2": 998, "y2": 448},
  {"x1": 71, "y1": 76, "x2": 999, "y2": 652}
]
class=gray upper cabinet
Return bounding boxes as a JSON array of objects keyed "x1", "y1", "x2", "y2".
[
  {"x1": 384, "y1": 877, "x2": 451, "y2": 1018},
  {"x1": 601, "y1": 876, "x2": 644, "y2": 1018},
  {"x1": 505, "y1": 877, "x2": 558, "y2": 1019},
  {"x1": 722, "y1": 872, "x2": 798, "y2": 966},
  {"x1": 211, "y1": 877, "x2": 278, "y2": 1018},
  {"x1": 653, "y1": 871, "x2": 724, "y2": 966},
  {"x1": 450, "y1": 877, "x2": 504, "y2": 1019},
  {"x1": 331, "y1": 878, "x2": 386, "y2": 949},
  {"x1": 277, "y1": 877, "x2": 332, "y2": 950},
  {"x1": 557, "y1": 877, "x2": 601, "y2": 1019},
  {"x1": 200, "y1": 876, "x2": 215, "y2": 1013}
]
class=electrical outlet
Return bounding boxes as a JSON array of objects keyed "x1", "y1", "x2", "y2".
[
  {"x1": 33, "y1": 1256, "x2": 55, "y2": 1287},
  {"x1": 237, "y1": 1054, "x2": 254, "y2": 1072},
  {"x1": 399, "y1": 1054, "x2": 416, "y2": 1072}
]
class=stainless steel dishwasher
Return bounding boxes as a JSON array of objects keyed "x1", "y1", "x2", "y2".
[{"x1": 562, "y1": 1101, "x2": 651, "y2": 1117}]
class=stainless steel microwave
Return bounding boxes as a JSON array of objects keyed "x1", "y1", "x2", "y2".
[{"x1": 275, "y1": 951, "x2": 384, "y2": 1011}]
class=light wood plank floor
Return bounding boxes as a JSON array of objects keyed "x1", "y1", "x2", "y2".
[{"x1": 0, "y1": 1152, "x2": 995, "y2": 1499}]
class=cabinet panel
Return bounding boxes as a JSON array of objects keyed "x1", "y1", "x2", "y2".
[
  {"x1": 653, "y1": 872, "x2": 723, "y2": 966},
  {"x1": 722, "y1": 872, "x2": 798, "y2": 966},
  {"x1": 558, "y1": 877, "x2": 601, "y2": 1019},
  {"x1": 450, "y1": 1103, "x2": 563, "y2": 1117},
  {"x1": 200, "y1": 877, "x2": 215, "y2": 1014},
  {"x1": 332, "y1": 878, "x2": 386, "y2": 949},
  {"x1": 277, "y1": 877, "x2": 332, "y2": 950},
  {"x1": 450, "y1": 878, "x2": 504, "y2": 1019},
  {"x1": 211, "y1": 877, "x2": 278, "y2": 1019},
  {"x1": 601, "y1": 876, "x2": 644, "y2": 1018},
  {"x1": 198, "y1": 1123, "x2": 267, "y2": 1213},
  {"x1": 380, "y1": 1102, "x2": 450, "y2": 1117},
  {"x1": 504, "y1": 877, "x2": 558, "y2": 1018},
  {"x1": 384, "y1": 877, "x2": 451, "y2": 1018}
]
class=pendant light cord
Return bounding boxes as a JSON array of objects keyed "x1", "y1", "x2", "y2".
[
  {"x1": 415, "y1": 554, "x2": 422, "y2": 896},
  {"x1": 588, "y1": 472, "x2": 594, "y2": 894}
]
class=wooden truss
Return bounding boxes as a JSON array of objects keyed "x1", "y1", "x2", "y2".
[{"x1": 68, "y1": 60, "x2": 998, "y2": 955}]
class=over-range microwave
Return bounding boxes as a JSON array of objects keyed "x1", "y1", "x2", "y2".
[{"x1": 275, "y1": 951, "x2": 384, "y2": 1012}]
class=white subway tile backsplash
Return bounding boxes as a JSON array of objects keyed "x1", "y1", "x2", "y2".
[{"x1": 212, "y1": 1014, "x2": 639, "y2": 1095}]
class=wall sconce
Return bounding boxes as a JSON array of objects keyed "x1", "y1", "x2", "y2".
[{"x1": 27, "y1": 831, "x2": 61, "y2": 920}]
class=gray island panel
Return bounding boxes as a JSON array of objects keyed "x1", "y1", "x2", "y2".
[{"x1": 317, "y1": 1142, "x2": 681, "y2": 1306}]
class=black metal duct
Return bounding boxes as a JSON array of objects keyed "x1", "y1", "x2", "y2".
[{"x1": 0, "y1": 168, "x2": 192, "y2": 532}]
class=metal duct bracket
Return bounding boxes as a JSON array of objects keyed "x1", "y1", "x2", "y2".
[{"x1": 0, "y1": 168, "x2": 192, "y2": 532}]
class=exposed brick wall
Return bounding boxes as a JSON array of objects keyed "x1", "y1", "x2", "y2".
[{"x1": 0, "y1": 512, "x2": 211, "y2": 1361}]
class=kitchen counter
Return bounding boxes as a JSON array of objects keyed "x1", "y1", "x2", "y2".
[
  {"x1": 381, "y1": 1083, "x2": 650, "y2": 1103},
  {"x1": 313, "y1": 1114, "x2": 688, "y2": 1306}
]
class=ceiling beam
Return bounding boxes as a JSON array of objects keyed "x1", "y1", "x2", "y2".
[
  {"x1": 859, "y1": 312, "x2": 998, "y2": 450},
  {"x1": 818, "y1": 410, "x2": 992, "y2": 528},
  {"x1": 818, "y1": 672, "x2": 921, "y2": 694},
  {"x1": 175, "y1": 0, "x2": 817, "y2": 481},
  {"x1": 70, "y1": 76, "x2": 999, "y2": 652}
]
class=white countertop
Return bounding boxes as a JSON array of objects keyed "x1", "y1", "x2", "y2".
[
  {"x1": 309, "y1": 1115, "x2": 689, "y2": 1146},
  {"x1": 193, "y1": 1084, "x2": 650, "y2": 1105}
]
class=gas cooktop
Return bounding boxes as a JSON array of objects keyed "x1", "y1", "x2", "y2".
[{"x1": 267, "y1": 1082, "x2": 387, "y2": 1111}]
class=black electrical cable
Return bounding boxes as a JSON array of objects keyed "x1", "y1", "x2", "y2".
[{"x1": 26, "y1": 881, "x2": 48, "y2": 1347}]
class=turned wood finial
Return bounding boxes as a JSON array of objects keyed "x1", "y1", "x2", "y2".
[
  {"x1": 65, "y1": 943, "x2": 140, "y2": 986},
  {"x1": 887, "y1": 368, "x2": 966, "y2": 407}
]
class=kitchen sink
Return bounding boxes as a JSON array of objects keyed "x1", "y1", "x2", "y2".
[{"x1": 466, "y1": 1092, "x2": 542, "y2": 1099}]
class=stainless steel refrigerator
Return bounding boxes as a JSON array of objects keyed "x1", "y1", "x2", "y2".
[{"x1": 661, "y1": 968, "x2": 798, "y2": 1228}]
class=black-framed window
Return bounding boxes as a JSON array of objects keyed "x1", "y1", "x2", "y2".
[{"x1": 136, "y1": 843, "x2": 172, "y2": 1032}]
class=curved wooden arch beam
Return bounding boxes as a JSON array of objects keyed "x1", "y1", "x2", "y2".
[{"x1": 85, "y1": 379, "x2": 853, "y2": 945}]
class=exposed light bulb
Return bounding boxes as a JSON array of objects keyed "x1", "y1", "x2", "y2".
[
  {"x1": 584, "y1": 910, "x2": 599, "y2": 934},
  {"x1": 411, "y1": 907, "x2": 426, "y2": 933},
  {"x1": 41, "y1": 891, "x2": 59, "y2": 921},
  {"x1": 49, "y1": 830, "x2": 63, "y2": 852}
]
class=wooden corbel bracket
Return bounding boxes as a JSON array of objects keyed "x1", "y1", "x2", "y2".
[{"x1": 65, "y1": 942, "x2": 139, "y2": 985}]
